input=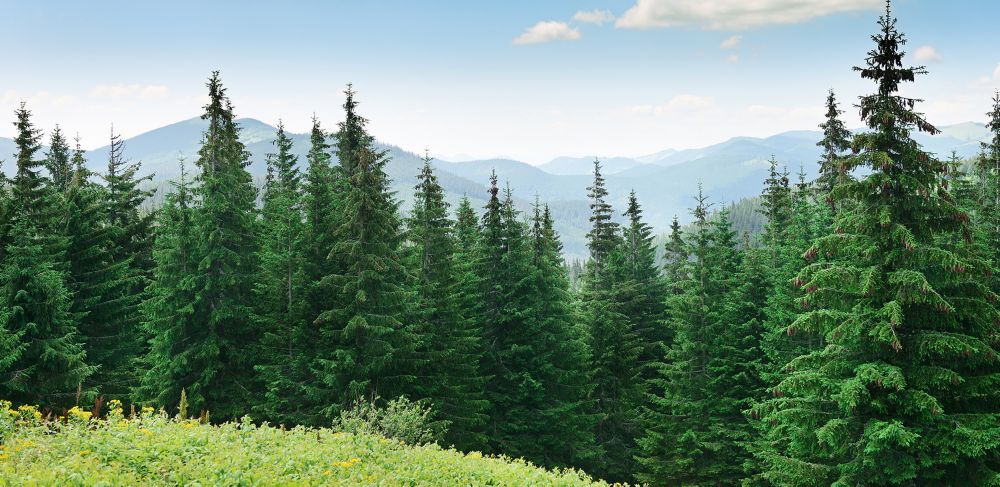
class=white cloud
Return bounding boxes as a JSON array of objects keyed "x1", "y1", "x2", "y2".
[
  {"x1": 628, "y1": 94, "x2": 719, "y2": 116},
  {"x1": 914, "y1": 45, "x2": 942, "y2": 63},
  {"x1": 573, "y1": 9, "x2": 615, "y2": 25},
  {"x1": 90, "y1": 84, "x2": 169, "y2": 99},
  {"x1": 726, "y1": 54, "x2": 740, "y2": 63},
  {"x1": 615, "y1": 0, "x2": 881, "y2": 30},
  {"x1": 720, "y1": 35, "x2": 742, "y2": 49},
  {"x1": 994, "y1": 63, "x2": 1000, "y2": 81},
  {"x1": 513, "y1": 21, "x2": 582, "y2": 45}
]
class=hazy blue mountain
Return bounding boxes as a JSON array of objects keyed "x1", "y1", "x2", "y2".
[
  {"x1": 539, "y1": 156, "x2": 643, "y2": 176},
  {"x1": 1, "y1": 119, "x2": 991, "y2": 259}
]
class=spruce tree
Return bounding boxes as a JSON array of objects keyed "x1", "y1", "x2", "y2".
[
  {"x1": 253, "y1": 122, "x2": 310, "y2": 425},
  {"x1": 63, "y1": 147, "x2": 143, "y2": 399},
  {"x1": 757, "y1": 4, "x2": 1000, "y2": 484},
  {"x1": 0, "y1": 103, "x2": 92, "y2": 406},
  {"x1": 618, "y1": 191, "x2": 668, "y2": 374},
  {"x1": 296, "y1": 115, "x2": 340, "y2": 423},
  {"x1": 45, "y1": 126, "x2": 73, "y2": 193},
  {"x1": 978, "y1": 92, "x2": 1000, "y2": 292},
  {"x1": 139, "y1": 158, "x2": 199, "y2": 411},
  {"x1": 816, "y1": 89, "x2": 853, "y2": 207},
  {"x1": 406, "y1": 155, "x2": 487, "y2": 450},
  {"x1": 637, "y1": 188, "x2": 722, "y2": 484},
  {"x1": 103, "y1": 126, "x2": 156, "y2": 288},
  {"x1": 141, "y1": 73, "x2": 260, "y2": 419},
  {"x1": 314, "y1": 86, "x2": 415, "y2": 411},
  {"x1": 580, "y1": 162, "x2": 641, "y2": 482}
]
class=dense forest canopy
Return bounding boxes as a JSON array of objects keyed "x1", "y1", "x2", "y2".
[{"x1": 2, "y1": 2, "x2": 1000, "y2": 485}]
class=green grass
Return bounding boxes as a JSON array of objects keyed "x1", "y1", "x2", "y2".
[{"x1": 0, "y1": 402, "x2": 607, "y2": 486}]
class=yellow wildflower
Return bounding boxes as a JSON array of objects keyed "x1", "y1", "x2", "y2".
[
  {"x1": 0, "y1": 453, "x2": 7, "y2": 461},
  {"x1": 323, "y1": 469, "x2": 332, "y2": 475},
  {"x1": 79, "y1": 449, "x2": 91, "y2": 456},
  {"x1": 67, "y1": 406, "x2": 92, "y2": 421},
  {"x1": 17, "y1": 405, "x2": 42, "y2": 420},
  {"x1": 467, "y1": 451, "x2": 483, "y2": 459},
  {"x1": 139, "y1": 428, "x2": 153, "y2": 436},
  {"x1": 141, "y1": 406, "x2": 155, "y2": 416}
]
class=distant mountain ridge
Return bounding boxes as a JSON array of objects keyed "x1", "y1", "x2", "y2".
[{"x1": 0, "y1": 118, "x2": 991, "y2": 258}]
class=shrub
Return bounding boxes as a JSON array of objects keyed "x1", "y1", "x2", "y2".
[{"x1": 332, "y1": 396, "x2": 446, "y2": 446}]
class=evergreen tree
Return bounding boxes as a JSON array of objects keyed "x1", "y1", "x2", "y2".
[
  {"x1": 757, "y1": 5, "x2": 1000, "y2": 484},
  {"x1": 253, "y1": 122, "x2": 310, "y2": 425},
  {"x1": 64, "y1": 147, "x2": 143, "y2": 399},
  {"x1": 978, "y1": 91, "x2": 1000, "y2": 292},
  {"x1": 0, "y1": 103, "x2": 92, "y2": 406},
  {"x1": 45, "y1": 126, "x2": 73, "y2": 193},
  {"x1": 406, "y1": 155, "x2": 487, "y2": 450},
  {"x1": 638, "y1": 188, "x2": 722, "y2": 484},
  {"x1": 663, "y1": 215, "x2": 688, "y2": 296},
  {"x1": 141, "y1": 72, "x2": 260, "y2": 419},
  {"x1": 617, "y1": 191, "x2": 669, "y2": 373},
  {"x1": 103, "y1": 126, "x2": 156, "y2": 288},
  {"x1": 816, "y1": 89, "x2": 853, "y2": 207},
  {"x1": 138, "y1": 158, "x2": 199, "y2": 411},
  {"x1": 314, "y1": 86, "x2": 415, "y2": 412},
  {"x1": 296, "y1": 115, "x2": 340, "y2": 424},
  {"x1": 585, "y1": 159, "x2": 619, "y2": 279},
  {"x1": 580, "y1": 164, "x2": 641, "y2": 482},
  {"x1": 475, "y1": 175, "x2": 598, "y2": 468}
]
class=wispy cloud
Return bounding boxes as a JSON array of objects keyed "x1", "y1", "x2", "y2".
[
  {"x1": 90, "y1": 84, "x2": 169, "y2": 99},
  {"x1": 513, "y1": 21, "x2": 582, "y2": 45},
  {"x1": 720, "y1": 35, "x2": 742, "y2": 49},
  {"x1": 615, "y1": 0, "x2": 881, "y2": 30},
  {"x1": 914, "y1": 45, "x2": 942, "y2": 63},
  {"x1": 572, "y1": 9, "x2": 615, "y2": 25}
]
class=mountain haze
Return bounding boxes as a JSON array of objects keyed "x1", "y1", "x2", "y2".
[{"x1": 0, "y1": 119, "x2": 991, "y2": 258}]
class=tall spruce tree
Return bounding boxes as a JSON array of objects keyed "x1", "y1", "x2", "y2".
[
  {"x1": 63, "y1": 146, "x2": 143, "y2": 399},
  {"x1": 756, "y1": 4, "x2": 1000, "y2": 484},
  {"x1": 406, "y1": 154, "x2": 487, "y2": 450},
  {"x1": 295, "y1": 115, "x2": 340, "y2": 424},
  {"x1": 637, "y1": 188, "x2": 723, "y2": 484},
  {"x1": 314, "y1": 86, "x2": 415, "y2": 412},
  {"x1": 139, "y1": 158, "x2": 199, "y2": 411},
  {"x1": 580, "y1": 162, "x2": 642, "y2": 482},
  {"x1": 141, "y1": 73, "x2": 260, "y2": 419},
  {"x1": 979, "y1": 92, "x2": 1000, "y2": 292},
  {"x1": 253, "y1": 122, "x2": 310, "y2": 425},
  {"x1": 0, "y1": 103, "x2": 92, "y2": 406},
  {"x1": 618, "y1": 191, "x2": 669, "y2": 374},
  {"x1": 475, "y1": 175, "x2": 598, "y2": 468}
]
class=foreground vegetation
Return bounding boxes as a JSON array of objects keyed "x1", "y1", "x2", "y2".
[{"x1": 0, "y1": 401, "x2": 603, "y2": 486}]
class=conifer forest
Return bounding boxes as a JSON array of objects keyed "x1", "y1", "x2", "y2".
[{"x1": 3, "y1": 2, "x2": 1000, "y2": 485}]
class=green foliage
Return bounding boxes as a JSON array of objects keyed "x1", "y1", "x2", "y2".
[
  {"x1": 314, "y1": 86, "x2": 416, "y2": 410},
  {"x1": 0, "y1": 103, "x2": 92, "y2": 407},
  {"x1": 252, "y1": 122, "x2": 310, "y2": 426},
  {"x1": 333, "y1": 396, "x2": 446, "y2": 447},
  {"x1": 0, "y1": 400, "x2": 605, "y2": 485},
  {"x1": 405, "y1": 155, "x2": 488, "y2": 450},
  {"x1": 140, "y1": 72, "x2": 260, "y2": 421},
  {"x1": 755, "y1": 5, "x2": 1000, "y2": 485}
]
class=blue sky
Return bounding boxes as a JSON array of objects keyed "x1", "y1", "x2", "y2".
[{"x1": 2, "y1": 0, "x2": 999, "y2": 163}]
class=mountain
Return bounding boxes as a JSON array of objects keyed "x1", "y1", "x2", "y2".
[
  {"x1": 539, "y1": 156, "x2": 644, "y2": 176},
  {"x1": 0, "y1": 120, "x2": 992, "y2": 259}
]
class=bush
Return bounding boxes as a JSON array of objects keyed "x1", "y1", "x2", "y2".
[{"x1": 332, "y1": 396, "x2": 446, "y2": 446}]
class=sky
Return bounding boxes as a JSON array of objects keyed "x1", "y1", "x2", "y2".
[{"x1": 1, "y1": 0, "x2": 999, "y2": 164}]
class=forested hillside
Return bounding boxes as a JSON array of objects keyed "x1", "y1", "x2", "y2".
[{"x1": 2, "y1": 2, "x2": 1000, "y2": 485}]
